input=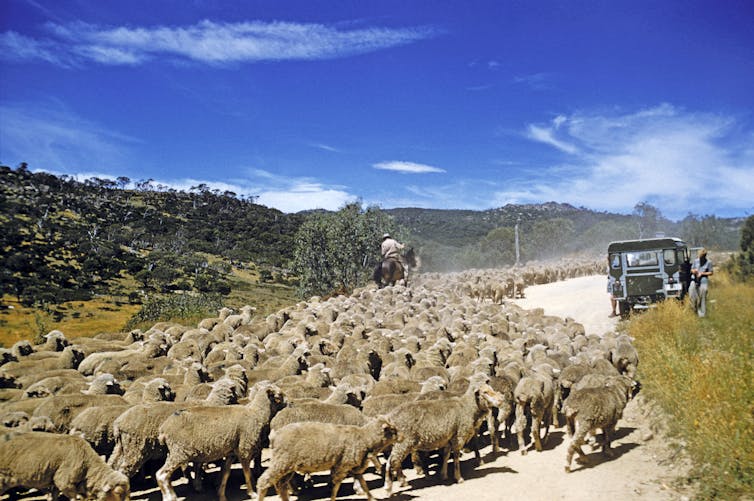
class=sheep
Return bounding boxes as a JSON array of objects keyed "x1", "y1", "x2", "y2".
[
  {"x1": 0, "y1": 431, "x2": 129, "y2": 501},
  {"x1": 155, "y1": 381, "x2": 286, "y2": 501},
  {"x1": 610, "y1": 338, "x2": 640, "y2": 379},
  {"x1": 32, "y1": 394, "x2": 129, "y2": 433},
  {"x1": 256, "y1": 417, "x2": 399, "y2": 501},
  {"x1": 362, "y1": 376, "x2": 447, "y2": 418},
  {"x1": 22, "y1": 373, "x2": 89, "y2": 398},
  {"x1": 270, "y1": 401, "x2": 367, "y2": 432},
  {"x1": 384, "y1": 382, "x2": 504, "y2": 495},
  {"x1": 108, "y1": 376, "x2": 240, "y2": 479},
  {"x1": 0, "y1": 345, "x2": 85, "y2": 383},
  {"x1": 12, "y1": 340, "x2": 33, "y2": 358},
  {"x1": 370, "y1": 377, "x2": 421, "y2": 396},
  {"x1": 70, "y1": 404, "x2": 132, "y2": 457},
  {"x1": 563, "y1": 375, "x2": 634, "y2": 472},
  {"x1": 24, "y1": 372, "x2": 123, "y2": 399},
  {"x1": 123, "y1": 377, "x2": 175, "y2": 404},
  {"x1": 246, "y1": 345, "x2": 310, "y2": 384},
  {"x1": 513, "y1": 368, "x2": 556, "y2": 455},
  {"x1": 485, "y1": 374, "x2": 517, "y2": 453}
]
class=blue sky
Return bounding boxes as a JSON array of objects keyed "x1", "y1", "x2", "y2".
[{"x1": 1, "y1": 0, "x2": 753, "y2": 219}]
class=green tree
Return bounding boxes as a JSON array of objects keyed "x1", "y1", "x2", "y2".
[
  {"x1": 293, "y1": 203, "x2": 399, "y2": 298},
  {"x1": 737, "y1": 215, "x2": 754, "y2": 280}
]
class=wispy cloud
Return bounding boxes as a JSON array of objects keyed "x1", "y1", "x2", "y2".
[
  {"x1": 308, "y1": 142, "x2": 342, "y2": 153},
  {"x1": 513, "y1": 72, "x2": 555, "y2": 91},
  {"x1": 526, "y1": 122, "x2": 579, "y2": 154},
  {"x1": 1, "y1": 20, "x2": 437, "y2": 67},
  {"x1": 0, "y1": 31, "x2": 74, "y2": 67},
  {"x1": 373, "y1": 161, "x2": 446, "y2": 174},
  {"x1": 0, "y1": 100, "x2": 139, "y2": 171},
  {"x1": 502, "y1": 104, "x2": 754, "y2": 219}
]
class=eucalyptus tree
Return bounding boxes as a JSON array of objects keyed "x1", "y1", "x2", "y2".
[{"x1": 293, "y1": 203, "x2": 399, "y2": 298}]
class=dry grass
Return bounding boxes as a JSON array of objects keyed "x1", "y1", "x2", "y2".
[
  {"x1": 628, "y1": 272, "x2": 754, "y2": 499},
  {"x1": 0, "y1": 296, "x2": 140, "y2": 346}
]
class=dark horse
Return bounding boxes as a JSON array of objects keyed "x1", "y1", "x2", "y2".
[{"x1": 373, "y1": 247, "x2": 417, "y2": 287}]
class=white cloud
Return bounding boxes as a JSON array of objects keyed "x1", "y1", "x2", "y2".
[
  {"x1": 373, "y1": 161, "x2": 446, "y2": 174},
  {"x1": 308, "y1": 142, "x2": 342, "y2": 153},
  {"x1": 526, "y1": 123, "x2": 579, "y2": 154},
  {"x1": 506, "y1": 104, "x2": 754, "y2": 219},
  {"x1": 0, "y1": 31, "x2": 74, "y2": 66},
  {"x1": 2, "y1": 20, "x2": 436, "y2": 66}
]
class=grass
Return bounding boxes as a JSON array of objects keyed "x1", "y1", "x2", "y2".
[
  {"x1": 628, "y1": 271, "x2": 754, "y2": 499},
  {"x1": 0, "y1": 264, "x2": 299, "y2": 347},
  {"x1": 0, "y1": 296, "x2": 140, "y2": 346}
]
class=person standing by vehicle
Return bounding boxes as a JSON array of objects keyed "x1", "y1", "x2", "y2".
[
  {"x1": 607, "y1": 255, "x2": 619, "y2": 317},
  {"x1": 689, "y1": 248, "x2": 713, "y2": 317},
  {"x1": 679, "y1": 254, "x2": 692, "y2": 300}
]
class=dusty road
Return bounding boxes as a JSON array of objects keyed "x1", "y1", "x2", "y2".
[{"x1": 128, "y1": 275, "x2": 693, "y2": 501}]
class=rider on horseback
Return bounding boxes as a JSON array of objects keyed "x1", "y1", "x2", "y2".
[
  {"x1": 375, "y1": 233, "x2": 415, "y2": 287},
  {"x1": 381, "y1": 233, "x2": 406, "y2": 276}
]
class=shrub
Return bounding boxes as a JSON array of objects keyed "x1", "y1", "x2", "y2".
[{"x1": 124, "y1": 293, "x2": 224, "y2": 331}]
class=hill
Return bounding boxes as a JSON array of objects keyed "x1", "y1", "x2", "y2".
[{"x1": 0, "y1": 164, "x2": 744, "y2": 339}]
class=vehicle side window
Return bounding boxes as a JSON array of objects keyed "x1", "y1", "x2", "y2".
[
  {"x1": 663, "y1": 249, "x2": 676, "y2": 265},
  {"x1": 610, "y1": 253, "x2": 621, "y2": 268}
]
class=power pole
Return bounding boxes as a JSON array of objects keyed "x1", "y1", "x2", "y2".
[{"x1": 514, "y1": 217, "x2": 521, "y2": 266}]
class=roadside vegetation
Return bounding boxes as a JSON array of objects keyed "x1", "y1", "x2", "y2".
[{"x1": 628, "y1": 266, "x2": 753, "y2": 499}]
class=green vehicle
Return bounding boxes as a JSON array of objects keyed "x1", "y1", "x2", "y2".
[{"x1": 607, "y1": 237, "x2": 690, "y2": 317}]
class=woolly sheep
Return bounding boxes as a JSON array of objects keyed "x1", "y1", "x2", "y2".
[
  {"x1": 70, "y1": 404, "x2": 132, "y2": 457},
  {"x1": 270, "y1": 400, "x2": 366, "y2": 432},
  {"x1": 563, "y1": 375, "x2": 634, "y2": 472},
  {"x1": 384, "y1": 382, "x2": 504, "y2": 495},
  {"x1": 108, "y1": 377, "x2": 240, "y2": 479},
  {"x1": 513, "y1": 369, "x2": 556, "y2": 455},
  {"x1": 155, "y1": 381, "x2": 285, "y2": 501},
  {"x1": 256, "y1": 417, "x2": 399, "y2": 501},
  {"x1": 32, "y1": 394, "x2": 129, "y2": 433},
  {"x1": 0, "y1": 431, "x2": 129, "y2": 501}
]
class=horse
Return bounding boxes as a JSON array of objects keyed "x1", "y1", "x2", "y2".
[{"x1": 373, "y1": 247, "x2": 417, "y2": 287}]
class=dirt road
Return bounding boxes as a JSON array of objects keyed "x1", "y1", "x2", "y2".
[{"x1": 130, "y1": 275, "x2": 694, "y2": 501}]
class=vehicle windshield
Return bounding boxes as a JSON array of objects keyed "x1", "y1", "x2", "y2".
[{"x1": 625, "y1": 251, "x2": 658, "y2": 267}]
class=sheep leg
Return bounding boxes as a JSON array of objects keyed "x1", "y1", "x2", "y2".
[
  {"x1": 386, "y1": 443, "x2": 410, "y2": 495},
  {"x1": 602, "y1": 425, "x2": 615, "y2": 457},
  {"x1": 488, "y1": 411, "x2": 500, "y2": 453},
  {"x1": 216, "y1": 456, "x2": 233, "y2": 501},
  {"x1": 190, "y1": 462, "x2": 204, "y2": 492},
  {"x1": 565, "y1": 425, "x2": 589, "y2": 473},
  {"x1": 439, "y1": 444, "x2": 451, "y2": 480},
  {"x1": 240, "y1": 458, "x2": 256, "y2": 499},
  {"x1": 155, "y1": 456, "x2": 181, "y2": 501},
  {"x1": 451, "y1": 442, "x2": 464, "y2": 483},
  {"x1": 411, "y1": 451, "x2": 426, "y2": 476},
  {"x1": 532, "y1": 414, "x2": 543, "y2": 452},
  {"x1": 329, "y1": 468, "x2": 349, "y2": 501},
  {"x1": 514, "y1": 402, "x2": 528, "y2": 455}
]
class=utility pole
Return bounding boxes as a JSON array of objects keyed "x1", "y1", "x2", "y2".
[{"x1": 514, "y1": 217, "x2": 521, "y2": 266}]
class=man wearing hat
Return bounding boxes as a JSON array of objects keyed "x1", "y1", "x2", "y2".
[
  {"x1": 381, "y1": 233, "x2": 405, "y2": 262},
  {"x1": 689, "y1": 248, "x2": 713, "y2": 317}
]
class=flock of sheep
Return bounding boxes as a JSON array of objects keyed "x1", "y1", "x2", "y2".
[{"x1": 0, "y1": 257, "x2": 641, "y2": 501}]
